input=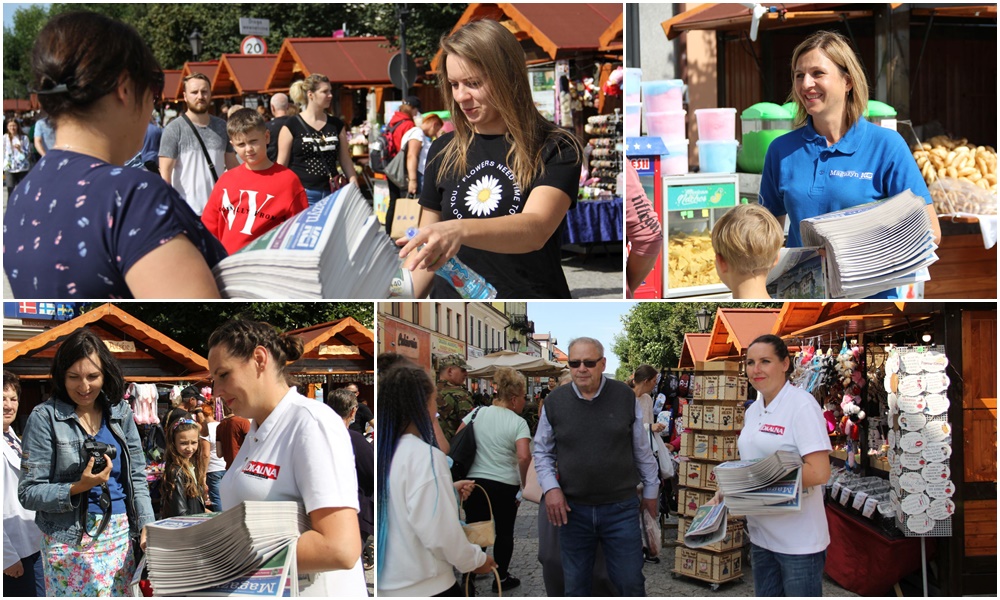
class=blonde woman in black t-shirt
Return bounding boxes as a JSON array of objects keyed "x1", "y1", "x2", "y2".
[{"x1": 398, "y1": 19, "x2": 584, "y2": 299}]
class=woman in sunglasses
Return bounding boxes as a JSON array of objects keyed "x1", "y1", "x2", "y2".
[{"x1": 2, "y1": 11, "x2": 227, "y2": 299}]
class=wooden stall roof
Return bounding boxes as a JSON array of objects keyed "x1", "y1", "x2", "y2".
[
  {"x1": 678, "y1": 333, "x2": 711, "y2": 369},
  {"x1": 773, "y1": 302, "x2": 936, "y2": 341},
  {"x1": 552, "y1": 346, "x2": 568, "y2": 362},
  {"x1": 264, "y1": 37, "x2": 394, "y2": 91},
  {"x1": 599, "y1": 12, "x2": 624, "y2": 52},
  {"x1": 661, "y1": 3, "x2": 873, "y2": 41},
  {"x1": 213, "y1": 54, "x2": 278, "y2": 98},
  {"x1": 771, "y1": 302, "x2": 865, "y2": 337},
  {"x1": 705, "y1": 308, "x2": 781, "y2": 360},
  {"x1": 3, "y1": 97, "x2": 39, "y2": 112},
  {"x1": 433, "y1": 3, "x2": 623, "y2": 69},
  {"x1": 172, "y1": 61, "x2": 221, "y2": 100},
  {"x1": 285, "y1": 317, "x2": 374, "y2": 374},
  {"x1": 911, "y1": 4, "x2": 997, "y2": 18},
  {"x1": 162, "y1": 70, "x2": 183, "y2": 102},
  {"x1": 3, "y1": 303, "x2": 207, "y2": 381}
]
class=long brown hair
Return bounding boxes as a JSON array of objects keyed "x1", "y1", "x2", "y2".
[
  {"x1": 162, "y1": 418, "x2": 204, "y2": 503},
  {"x1": 434, "y1": 19, "x2": 582, "y2": 189}
]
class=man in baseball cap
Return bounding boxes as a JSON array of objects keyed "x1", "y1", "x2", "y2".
[{"x1": 436, "y1": 354, "x2": 472, "y2": 440}]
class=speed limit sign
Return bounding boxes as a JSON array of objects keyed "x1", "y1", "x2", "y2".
[{"x1": 241, "y1": 35, "x2": 267, "y2": 55}]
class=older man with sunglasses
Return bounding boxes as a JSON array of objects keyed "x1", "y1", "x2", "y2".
[{"x1": 533, "y1": 337, "x2": 659, "y2": 597}]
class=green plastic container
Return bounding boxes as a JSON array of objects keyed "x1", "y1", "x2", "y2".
[
  {"x1": 865, "y1": 100, "x2": 897, "y2": 130},
  {"x1": 737, "y1": 103, "x2": 793, "y2": 173}
]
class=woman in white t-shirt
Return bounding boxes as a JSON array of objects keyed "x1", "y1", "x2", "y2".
[
  {"x1": 208, "y1": 319, "x2": 366, "y2": 597},
  {"x1": 198, "y1": 404, "x2": 228, "y2": 511},
  {"x1": 710, "y1": 334, "x2": 832, "y2": 596},
  {"x1": 377, "y1": 361, "x2": 496, "y2": 597},
  {"x1": 457, "y1": 366, "x2": 531, "y2": 592},
  {"x1": 401, "y1": 114, "x2": 445, "y2": 197}
]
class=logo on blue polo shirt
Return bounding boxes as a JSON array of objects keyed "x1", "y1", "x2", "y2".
[{"x1": 829, "y1": 169, "x2": 874, "y2": 180}]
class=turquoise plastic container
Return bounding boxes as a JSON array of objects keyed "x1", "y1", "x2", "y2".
[
  {"x1": 641, "y1": 80, "x2": 685, "y2": 113},
  {"x1": 697, "y1": 140, "x2": 739, "y2": 173}
]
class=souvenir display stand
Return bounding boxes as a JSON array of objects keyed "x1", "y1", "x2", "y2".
[
  {"x1": 672, "y1": 360, "x2": 747, "y2": 589},
  {"x1": 583, "y1": 113, "x2": 622, "y2": 196}
]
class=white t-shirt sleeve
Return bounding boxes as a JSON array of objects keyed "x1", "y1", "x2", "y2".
[
  {"x1": 792, "y1": 392, "x2": 834, "y2": 457},
  {"x1": 292, "y1": 414, "x2": 360, "y2": 514}
]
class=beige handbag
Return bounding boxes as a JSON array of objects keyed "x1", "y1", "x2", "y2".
[
  {"x1": 465, "y1": 566, "x2": 502, "y2": 597},
  {"x1": 460, "y1": 484, "x2": 496, "y2": 547},
  {"x1": 522, "y1": 458, "x2": 542, "y2": 504}
]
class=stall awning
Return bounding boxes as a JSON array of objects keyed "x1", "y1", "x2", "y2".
[
  {"x1": 213, "y1": 54, "x2": 278, "y2": 98},
  {"x1": 661, "y1": 3, "x2": 874, "y2": 41},
  {"x1": 264, "y1": 37, "x2": 394, "y2": 91},
  {"x1": 3, "y1": 98, "x2": 39, "y2": 112},
  {"x1": 599, "y1": 12, "x2": 624, "y2": 52},
  {"x1": 162, "y1": 70, "x2": 183, "y2": 103},
  {"x1": 3, "y1": 303, "x2": 207, "y2": 380},
  {"x1": 771, "y1": 302, "x2": 865, "y2": 337},
  {"x1": 911, "y1": 5, "x2": 997, "y2": 19},
  {"x1": 773, "y1": 302, "x2": 936, "y2": 341},
  {"x1": 285, "y1": 317, "x2": 374, "y2": 375},
  {"x1": 678, "y1": 333, "x2": 711, "y2": 369},
  {"x1": 705, "y1": 308, "x2": 781, "y2": 360},
  {"x1": 433, "y1": 3, "x2": 622, "y2": 70}
]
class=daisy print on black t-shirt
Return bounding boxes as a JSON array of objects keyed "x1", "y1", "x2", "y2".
[{"x1": 447, "y1": 159, "x2": 523, "y2": 219}]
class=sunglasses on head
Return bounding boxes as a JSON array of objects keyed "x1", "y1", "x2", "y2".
[{"x1": 568, "y1": 358, "x2": 602, "y2": 368}]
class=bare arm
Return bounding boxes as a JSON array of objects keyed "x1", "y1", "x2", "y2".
[
  {"x1": 296, "y1": 506, "x2": 361, "y2": 573},
  {"x1": 516, "y1": 438, "x2": 531, "y2": 487},
  {"x1": 338, "y1": 129, "x2": 357, "y2": 185},
  {"x1": 399, "y1": 185, "x2": 572, "y2": 272},
  {"x1": 801, "y1": 449, "x2": 831, "y2": 488},
  {"x1": 159, "y1": 157, "x2": 176, "y2": 186},
  {"x1": 34, "y1": 135, "x2": 46, "y2": 157},
  {"x1": 124, "y1": 236, "x2": 221, "y2": 298},
  {"x1": 626, "y1": 252, "x2": 660, "y2": 295},
  {"x1": 925, "y1": 203, "x2": 942, "y2": 246},
  {"x1": 401, "y1": 208, "x2": 443, "y2": 298},
  {"x1": 405, "y1": 138, "x2": 421, "y2": 196},
  {"x1": 276, "y1": 126, "x2": 293, "y2": 167}
]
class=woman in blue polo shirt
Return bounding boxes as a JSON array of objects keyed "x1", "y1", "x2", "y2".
[{"x1": 759, "y1": 31, "x2": 941, "y2": 298}]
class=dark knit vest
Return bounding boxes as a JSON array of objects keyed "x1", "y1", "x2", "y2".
[{"x1": 544, "y1": 378, "x2": 638, "y2": 504}]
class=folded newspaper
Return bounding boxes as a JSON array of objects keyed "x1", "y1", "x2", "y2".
[
  {"x1": 715, "y1": 451, "x2": 804, "y2": 515},
  {"x1": 142, "y1": 501, "x2": 308, "y2": 596},
  {"x1": 213, "y1": 184, "x2": 401, "y2": 299},
  {"x1": 798, "y1": 189, "x2": 938, "y2": 298},
  {"x1": 683, "y1": 503, "x2": 729, "y2": 548}
]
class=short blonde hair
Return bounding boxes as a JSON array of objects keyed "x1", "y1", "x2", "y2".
[
  {"x1": 711, "y1": 204, "x2": 783, "y2": 275},
  {"x1": 494, "y1": 366, "x2": 526, "y2": 406},
  {"x1": 788, "y1": 31, "x2": 869, "y2": 129}
]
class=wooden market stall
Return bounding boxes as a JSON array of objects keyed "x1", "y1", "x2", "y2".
[
  {"x1": 212, "y1": 53, "x2": 279, "y2": 104},
  {"x1": 703, "y1": 307, "x2": 781, "y2": 361},
  {"x1": 285, "y1": 316, "x2": 375, "y2": 405}
]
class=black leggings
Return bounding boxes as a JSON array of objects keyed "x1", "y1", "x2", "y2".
[{"x1": 463, "y1": 477, "x2": 520, "y2": 578}]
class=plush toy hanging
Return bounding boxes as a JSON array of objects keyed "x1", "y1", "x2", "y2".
[
  {"x1": 840, "y1": 393, "x2": 867, "y2": 469},
  {"x1": 602, "y1": 65, "x2": 623, "y2": 97}
]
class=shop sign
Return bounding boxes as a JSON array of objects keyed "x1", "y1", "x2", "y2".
[
  {"x1": 433, "y1": 335, "x2": 465, "y2": 357},
  {"x1": 468, "y1": 347, "x2": 485, "y2": 359},
  {"x1": 319, "y1": 344, "x2": 358, "y2": 356},
  {"x1": 666, "y1": 183, "x2": 737, "y2": 211},
  {"x1": 104, "y1": 340, "x2": 136, "y2": 353}
]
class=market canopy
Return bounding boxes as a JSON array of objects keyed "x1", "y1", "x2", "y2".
[
  {"x1": 772, "y1": 302, "x2": 935, "y2": 341},
  {"x1": 162, "y1": 70, "x2": 183, "y2": 102},
  {"x1": 704, "y1": 308, "x2": 781, "y2": 360},
  {"x1": 661, "y1": 3, "x2": 875, "y2": 41},
  {"x1": 213, "y1": 54, "x2": 278, "y2": 98},
  {"x1": 3, "y1": 98, "x2": 39, "y2": 112},
  {"x1": 599, "y1": 12, "x2": 623, "y2": 52},
  {"x1": 467, "y1": 350, "x2": 567, "y2": 378},
  {"x1": 678, "y1": 333, "x2": 711, "y2": 369},
  {"x1": 285, "y1": 317, "x2": 374, "y2": 375},
  {"x1": 264, "y1": 37, "x2": 394, "y2": 91},
  {"x1": 3, "y1": 303, "x2": 207, "y2": 381}
]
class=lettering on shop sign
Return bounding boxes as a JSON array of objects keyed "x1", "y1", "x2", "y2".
[
  {"x1": 243, "y1": 460, "x2": 280, "y2": 480},
  {"x1": 397, "y1": 333, "x2": 419, "y2": 349},
  {"x1": 104, "y1": 340, "x2": 136, "y2": 353},
  {"x1": 759, "y1": 423, "x2": 786, "y2": 436}
]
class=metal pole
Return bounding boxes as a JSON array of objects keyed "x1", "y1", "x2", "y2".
[
  {"x1": 398, "y1": 5, "x2": 410, "y2": 95},
  {"x1": 921, "y1": 537, "x2": 928, "y2": 597}
]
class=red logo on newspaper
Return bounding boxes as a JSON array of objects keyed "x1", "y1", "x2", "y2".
[
  {"x1": 243, "y1": 460, "x2": 280, "y2": 480},
  {"x1": 759, "y1": 423, "x2": 786, "y2": 435}
]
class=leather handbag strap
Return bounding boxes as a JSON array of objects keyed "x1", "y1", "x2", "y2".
[{"x1": 181, "y1": 114, "x2": 219, "y2": 183}]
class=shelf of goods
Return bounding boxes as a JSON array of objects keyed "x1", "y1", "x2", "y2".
[
  {"x1": 584, "y1": 114, "x2": 622, "y2": 195},
  {"x1": 672, "y1": 360, "x2": 748, "y2": 587}
]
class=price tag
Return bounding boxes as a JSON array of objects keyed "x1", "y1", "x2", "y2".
[
  {"x1": 862, "y1": 497, "x2": 880, "y2": 519},
  {"x1": 852, "y1": 491, "x2": 869, "y2": 511},
  {"x1": 899, "y1": 375, "x2": 926, "y2": 396},
  {"x1": 831, "y1": 482, "x2": 842, "y2": 499},
  {"x1": 899, "y1": 451, "x2": 927, "y2": 470},
  {"x1": 839, "y1": 486, "x2": 852, "y2": 506}
]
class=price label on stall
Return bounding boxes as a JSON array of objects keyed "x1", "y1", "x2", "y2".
[
  {"x1": 839, "y1": 486, "x2": 852, "y2": 506},
  {"x1": 852, "y1": 490, "x2": 869, "y2": 511},
  {"x1": 862, "y1": 497, "x2": 880, "y2": 519},
  {"x1": 831, "y1": 482, "x2": 842, "y2": 500}
]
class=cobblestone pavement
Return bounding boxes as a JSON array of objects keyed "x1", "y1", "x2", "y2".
[{"x1": 463, "y1": 501, "x2": 859, "y2": 597}]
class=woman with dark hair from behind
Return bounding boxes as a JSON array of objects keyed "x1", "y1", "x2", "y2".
[
  {"x1": 207, "y1": 319, "x2": 366, "y2": 596},
  {"x1": 2, "y1": 11, "x2": 226, "y2": 299},
  {"x1": 327, "y1": 388, "x2": 374, "y2": 552},
  {"x1": 377, "y1": 363, "x2": 496, "y2": 596},
  {"x1": 18, "y1": 328, "x2": 155, "y2": 596}
]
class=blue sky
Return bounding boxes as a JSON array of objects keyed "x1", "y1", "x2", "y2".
[
  {"x1": 3, "y1": 3, "x2": 43, "y2": 29},
  {"x1": 527, "y1": 301, "x2": 636, "y2": 378}
]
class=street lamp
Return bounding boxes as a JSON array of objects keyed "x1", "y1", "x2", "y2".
[
  {"x1": 189, "y1": 29, "x2": 203, "y2": 62},
  {"x1": 509, "y1": 337, "x2": 521, "y2": 353},
  {"x1": 696, "y1": 307, "x2": 713, "y2": 333}
]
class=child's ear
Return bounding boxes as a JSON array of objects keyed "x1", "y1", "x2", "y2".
[
  {"x1": 771, "y1": 254, "x2": 780, "y2": 268},
  {"x1": 715, "y1": 253, "x2": 728, "y2": 274},
  {"x1": 264, "y1": 129, "x2": 270, "y2": 145}
]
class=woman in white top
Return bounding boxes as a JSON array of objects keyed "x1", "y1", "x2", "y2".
[
  {"x1": 208, "y1": 319, "x2": 365, "y2": 597},
  {"x1": 377, "y1": 361, "x2": 496, "y2": 597},
  {"x1": 198, "y1": 404, "x2": 227, "y2": 511},
  {"x1": 402, "y1": 114, "x2": 445, "y2": 197},
  {"x1": 457, "y1": 366, "x2": 531, "y2": 592},
  {"x1": 710, "y1": 334, "x2": 832, "y2": 596},
  {"x1": 631, "y1": 364, "x2": 665, "y2": 431}
]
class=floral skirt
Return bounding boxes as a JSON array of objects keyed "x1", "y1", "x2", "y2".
[{"x1": 42, "y1": 512, "x2": 135, "y2": 596}]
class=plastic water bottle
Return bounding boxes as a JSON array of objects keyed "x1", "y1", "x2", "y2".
[{"x1": 406, "y1": 228, "x2": 498, "y2": 299}]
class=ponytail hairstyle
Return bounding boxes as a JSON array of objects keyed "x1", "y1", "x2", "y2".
[
  {"x1": 207, "y1": 318, "x2": 304, "y2": 382},
  {"x1": 748, "y1": 334, "x2": 794, "y2": 378},
  {"x1": 289, "y1": 73, "x2": 331, "y2": 109},
  {"x1": 493, "y1": 366, "x2": 525, "y2": 407},
  {"x1": 633, "y1": 364, "x2": 658, "y2": 384},
  {"x1": 162, "y1": 418, "x2": 204, "y2": 509},
  {"x1": 376, "y1": 363, "x2": 438, "y2": 581}
]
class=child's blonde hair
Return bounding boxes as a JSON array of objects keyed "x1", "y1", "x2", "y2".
[{"x1": 711, "y1": 204, "x2": 783, "y2": 275}]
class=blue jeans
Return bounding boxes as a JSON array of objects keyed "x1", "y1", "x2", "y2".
[
  {"x1": 559, "y1": 496, "x2": 645, "y2": 596},
  {"x1": 750, "y1": 543, "x2": 826, "y2": 596},
  {"x1": 304, "y1": 187, "x2": 328, "y2": 206},
  {"x1": 207, "y1": 470, "x2": 225, "y2": 511}
]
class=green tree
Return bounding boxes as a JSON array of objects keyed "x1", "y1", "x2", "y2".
[
  {"x1": 612, "y1": 303, "x2": 781, "y2": 380},
  {"x1": 2, "y1": 4, "x2": 50, "y2": 99},
  {"x1": 82, "y1": 302, "x2": 373, "y2": 356}
]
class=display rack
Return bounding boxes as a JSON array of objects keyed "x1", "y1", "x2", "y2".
[
  {"x1": 584, "y1": 112, "x2": 622, "y2": 194},
  {"x1": 672, "y1": 360, "x2": 747, "y2": 590}
]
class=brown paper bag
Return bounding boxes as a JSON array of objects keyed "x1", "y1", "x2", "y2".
[{"x1": 390, "y1": 197, "x2": 421, "y2": 240}]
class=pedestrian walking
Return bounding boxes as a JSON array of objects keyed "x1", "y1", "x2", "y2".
[{"x1": 3, "y1": 120, "x2": 31, "y2": 195}]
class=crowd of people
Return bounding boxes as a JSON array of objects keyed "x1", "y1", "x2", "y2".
[{"x1": 3, "y1": 319, "x2": 374, "y2": 597}]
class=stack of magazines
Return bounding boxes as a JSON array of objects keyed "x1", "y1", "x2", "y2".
[
  {"x1": 213, "y1": 184, "x2": 401, "y2": 299},
  {"x1": 140, "y1": 501, "x2": 309, "y2": 596},
  {"x1": 683, "y1": 503, "x2": 730, "y2": 548},
  {"x1": 714, "y1": 450, "x2": 804, "y2": 515},
  {"x1": 798, "y1": 189, "x2": 938, "y2": 298}
]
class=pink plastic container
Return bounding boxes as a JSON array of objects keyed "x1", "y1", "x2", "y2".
[
  {"x1": 695, "y1": 108, "x2": 737, "y2": 140},
  {"x1": 662, "y1": 140, "x2": 690, "y2": 175},
  {"x1": 625, "y1": 105, "x2": 640, "y2": 138},
  {"x1": 641, "y1": 80, "x2": 685, "y2": 113},
  {"x1": 645, "y1": 110, "x2": 686, "y2": 141}
]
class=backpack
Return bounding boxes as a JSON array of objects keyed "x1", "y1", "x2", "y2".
[{"x1": 370, "y1": 118, "x2": 409, "y2": 174}]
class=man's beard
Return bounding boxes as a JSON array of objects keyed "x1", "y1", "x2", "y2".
[{"x1": 188, "y1": 101, "x2": 210, "y2": 115}]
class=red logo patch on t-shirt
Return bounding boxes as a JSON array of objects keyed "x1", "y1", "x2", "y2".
[
  {"x1": 243, "y1": 460, "x2": 281, "y2": 480},
  {"x1": 759, "y1": 423, "x2": 786, "y2": 436}
]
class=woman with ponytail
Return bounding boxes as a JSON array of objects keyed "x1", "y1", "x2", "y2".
[
  {"x1": 208, "y1": 319, "x2": 365, "y2": 596},
  {"x1": 376, "y1": 362, "x2": 496, "y2": 597}
]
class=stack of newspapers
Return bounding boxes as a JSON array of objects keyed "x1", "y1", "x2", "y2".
[
  {"x1": 798, "y1": 189, "x2": 938, "y2": 298},
  {"x1": 714, "y1": 450, "x2": 803, "y2": 515},
  {"x1": 213, "y1": 184, "x2": 401, "y2": 299},
  {"x1": 683, "y1": 503, "x2": 730, "y2": 548},
  {"x1": 140, "y1": 501, "x2": 308, "y2": 597}
]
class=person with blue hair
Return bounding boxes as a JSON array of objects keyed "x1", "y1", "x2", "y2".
[{"x1": 376, "y1": 360, "x2": 496, "y2": 597}]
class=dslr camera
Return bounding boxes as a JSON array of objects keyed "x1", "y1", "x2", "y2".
[{"x1": 83, "y1": 439, "x2": 117, "y2": 473}]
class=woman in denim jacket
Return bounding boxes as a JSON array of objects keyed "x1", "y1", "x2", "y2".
[{"x1": 18, "y1": 328, "x2": 154, "y2": 596}]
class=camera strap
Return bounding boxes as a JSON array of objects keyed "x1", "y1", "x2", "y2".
[{"x1": 83, "y1": 484, "x2": 113, "y2": 543}]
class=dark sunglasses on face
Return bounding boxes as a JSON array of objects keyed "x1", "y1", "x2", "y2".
[{"x1": 568, "y1": 358, "x2": 602, "y2": 368}]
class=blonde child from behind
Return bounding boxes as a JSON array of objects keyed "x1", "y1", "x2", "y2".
[
  {"x1": 711, "y1": 203, "x2": 783, "y2": 299},
  {"x1": 201, "y1": 108, "x2": 308, "y2": 254},
  {"x1": 161, "y1": 418, "x2": 208, "y2": 518}
]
